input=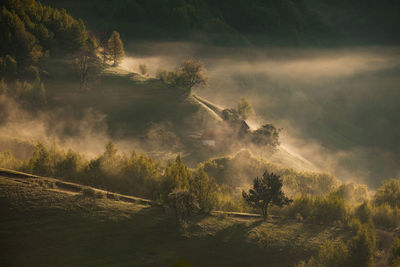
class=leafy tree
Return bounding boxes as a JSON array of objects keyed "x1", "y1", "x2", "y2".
[
  {"x1": 347, "y1": 220, "x2": 376, "y2": 267},
  {"x1": 74, "y1": 40, "x2": 101, "y2": 90},
  {"x1": 296, "y1": 240, "x2": 349, "y2": 267},
  {"x1": 374, "y1": 178, "x2": 400, "y2": 208},
  {"x1": 0, "y1": 151, "x2": 20, "y2": 169},
  {"x1": 106, "y1": 30, "x2": 124, "y2": 66},
  {"x1": 221, "y1": 108, "x2": 240, "y2": 121},
  {"x1": 242, "y1": 170, "x2": 292, "y2": 220},
  {"x1": 251, "y1": 124, "x2": 280, "y2": 148},
  {"x1": 355, "y1": 201, "x2": 373, "y2": 224},
  {"x1": 221, "y1": 98, "x2": 254, "y2": 121},
  {"x1": 24, "y1": 142, "x2": 51, "y2": 176},
  {"x1": 236, "y1": 98, "x2": 254, "y2": 120},
  {"x1": 391, "y1": 237, "x2": 400, "y2": 266},
  {"x1": 161, "y1": 155, "x2": 191, "y2": 201},
  {"x1": 54, "y1": 149, "x2": 83, "y2": 180},
  {"x1": 190, "y1": 168, "x2": 218, "y2": 213},
  {"x1": 168, "y1": 189, "x2": 199, "y2": 225},
  {"x1": 177, "y1": 60, "x2": 208, "y2": 95}
]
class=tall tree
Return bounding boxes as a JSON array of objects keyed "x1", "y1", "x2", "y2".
[
  {"x1": 177, "y1": 60, "x2": 208, "y2": 95},
  {"x1": 106, "y1": 31, "x2": 124, "y2": 66},
  {"x1": 243, "y1": 170, "x2": 292, "y2": 220},
  {"x1": 74, "y1": 40, "x2": 101, "y2": 91}
]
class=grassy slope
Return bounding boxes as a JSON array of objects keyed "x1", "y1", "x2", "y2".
[
  {"x1": 0, "y1": 175, "x2": 351, "y2": 267},
  {"x1": 46, "y1": 66, "x2": 204, "y2": 137}
]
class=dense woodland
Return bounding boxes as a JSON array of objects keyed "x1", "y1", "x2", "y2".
[{"x1": 43, "y1": 0, "x2": 400, "y2": 45}]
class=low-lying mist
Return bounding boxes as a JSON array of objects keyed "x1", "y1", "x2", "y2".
[
  {"x1": 122, "y1": 43, "x2": 400, "y2": 186},
  {"x1": 1, "y1": 42, "x2": 399, "y2": 188}
]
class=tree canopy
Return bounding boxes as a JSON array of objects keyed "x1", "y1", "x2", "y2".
[
  {"x1": 0, "y1": 0, "x2": 91, "y2": 72},
  {"x1": 177, "y1": 60, "x2": 208, "y2": 94},
  {"x1": 106, "y1": 30, "x2": 124, "y2": 66},
  {"x1": 243, "y1": 170, "x2": 291, "y2": 220}
]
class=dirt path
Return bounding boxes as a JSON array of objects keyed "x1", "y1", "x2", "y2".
[{"x1": 192, "y1": 94, "x2": 224, "y2": 118}]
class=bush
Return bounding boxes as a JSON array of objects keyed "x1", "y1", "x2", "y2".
[
  {"x1": 82, "y1": 187, "x2": 96, "y2": 197},
  {"x1": 190, "y1": 168, "x2": 217, "y2": 213},
  {"x1": 297, "y1": 220, "x2": 376, "y2": 267},
  {"x1": 334, "y1": 183, "x2": 369, "y2": 203},
  {"x1": 354, "y1": 201, "x2": 373, "y2": 224},
  {"x1": 296, "y1": 240, "x2": 349, "y2": 267},
  {"x1": 160, "y1": 155, "x2": 191, "y2": 202},
  {"x1": 391, "y1": 237, "x2": 400, "y2": 266},
  {"x1": 168, "y1": 189, "x2": 199, "y2": 225},
  {"x1": 288, "y1": 193, "x2": 348, "y2": 224},
  {"x1": 0, "y1": 151, "x2": 20, "y2": 170},
  {"x1": 374, "y1": 178, "x2": 400, "y2": 208},
  {"x1": 347, "y1": 220, "x2": 376, "y2": 267},
  {"x1": 139, "y1": 64, "x2": 147, "y2": 75},
  {"x1": 371, "y1": 204, "x2": 400, "y2": 229}
]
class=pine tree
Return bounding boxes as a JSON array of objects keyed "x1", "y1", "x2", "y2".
[{"x1": 106, "y1": 31, "x2": 124, "y2": 66}]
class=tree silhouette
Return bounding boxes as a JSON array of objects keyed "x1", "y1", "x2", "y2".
[
  {"x1": 243, "y1": 171, "x2": 292, "y2": 220},
  {"x1": 177, "y1": 60, "x2": 208, "y2": 95},
  {"x1": 106, "y1": 31, "x2": 125, "y2": 66}
]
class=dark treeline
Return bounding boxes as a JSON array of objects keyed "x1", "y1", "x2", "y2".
[
  {"x1": 0, "y1": 0, "x2": 91, "y2": 73},
  {"x1": 0, "y1": 0, "x2": 94, "y2": 107},
  {"x1": 43, "y1": 0, "x2": 332, "y2": 45},
  {"x1": 2, "y1": 141, "x2": 400, "y2": 232},
  {"x1": 43, "y1": 0, "x2": 400, "y2": 46}
]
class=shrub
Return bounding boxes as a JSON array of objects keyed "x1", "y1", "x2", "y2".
[
  {"x1": 374, "y1": 178, "x2": 400, "y2": 208},
  {"x1": 296, "y1": 240, "x2": 349, "y2": 267},
  {"x1": 190, "y1": 168, "x2": 217, "y2": 213},
  {"x1": 168, "y1": 189, "x2": 199, "y2": 225},
  {"x1": 354, "y1": 201, "x2": 373, "y2": 224},
  {"x1": 371, "y1": 204, "x2": 400, "y2": 229},
  {"x1": 391, "y1": 237, "x2": 400, "y2": 266},
  {"x1": 334, "y1": 183, "x2": 369, "y2": 203},
  {"x1": 288, "y1": 193, "x2": 348, "y2": 224},
  {"x1": 297, "y1": 220, "x2": 376, "y2": 267},
  {"x1": 160, "y1": 155, "x2": 191, "y2": 202},
  {"x1": 0, "y1": 151, "x2": 20, "y2": 170},
  {"x1": 347, "y1": 220, "x2": 376, "y2": 267},
  {"x1": 82, "y1": 187, "x2": 96, "y2": 197},
  {"x1": 139, "y1": 64, "x2": 147, "y2": 75}
]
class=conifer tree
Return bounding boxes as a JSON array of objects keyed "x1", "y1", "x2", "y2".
[{"x1": 106, "y1": 31, "x2": 124, "y2": 66}]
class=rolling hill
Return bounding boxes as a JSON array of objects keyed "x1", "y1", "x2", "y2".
[{"x1": 0, "y1": 169, "x2": 353, "y2": 267}]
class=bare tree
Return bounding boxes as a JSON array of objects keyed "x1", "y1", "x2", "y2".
[{"x1": 74, "y1": 48, "x2": 100, "y2": 90}]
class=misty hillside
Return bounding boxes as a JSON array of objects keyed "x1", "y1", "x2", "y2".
[
  {"x1": 42, "y1": 0, "x2": 400, "y2": 45},
  {"x1": 0, "y1": 171, "x2": 354, "y2": 267},
  {"x1": 2, "y1": 0, "x2": 400, "y2": 266}
]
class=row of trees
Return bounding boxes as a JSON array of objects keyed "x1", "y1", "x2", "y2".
[
  {"x1": 3, "y1": 140, "x2": 400, "y2": 228},
  {"x1": 3, "y1": 142, "x2": 224, "y2": 216}
]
